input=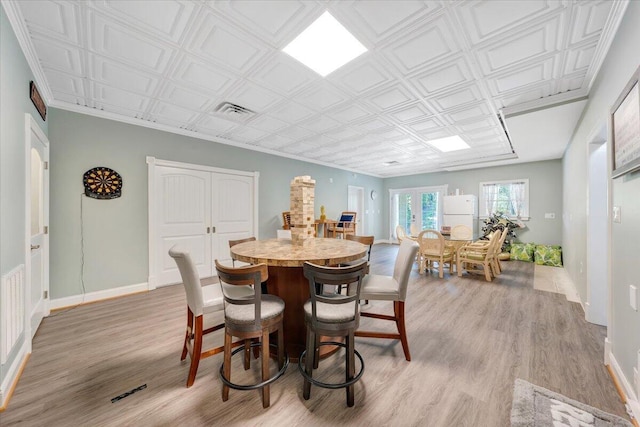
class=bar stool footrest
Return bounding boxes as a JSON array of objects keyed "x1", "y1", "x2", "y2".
[
  {"x1": 297, "y1": 341, "x2": 364, "y2": 389},
  {"x1": 219, "y1": 342, "x2": 289, "y2": 391}
]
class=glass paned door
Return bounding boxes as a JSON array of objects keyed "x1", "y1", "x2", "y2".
[{"x1": 390, "y1": 186, "x2": 447, "y2": 240}]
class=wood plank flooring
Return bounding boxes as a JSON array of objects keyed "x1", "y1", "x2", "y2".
[{"x1": 0, "y1": 244, "x2": 629, "y2": 426}]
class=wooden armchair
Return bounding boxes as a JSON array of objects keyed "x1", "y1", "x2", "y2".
[
  {"x1": 282, "y1": 211, "x2": 291, "y2": 230},
  {"x1": 457, "y1": 230, "x2": 502, "y2": 282},
  {"x1": 327, "y1": 211, "x2": 357, "y2": 239}
]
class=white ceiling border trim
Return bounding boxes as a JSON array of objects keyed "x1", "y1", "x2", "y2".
[
  {"x1": 1, "y1": 0, "x2": 53, "y2": 104},
  {"x1": 50, "y1": 100, "x2": 383, "y2": 179},
  {"x1": 585, "y1": 0, "x2": 630, "y2": 91}
]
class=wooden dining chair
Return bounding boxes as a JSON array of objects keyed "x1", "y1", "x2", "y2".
[
  {"x1": 327, "y1": 211, "x2": 357, "y2": 238},
  {"x1": 282, "y1": 211, "x2": 291, "y2": 230},
  {"x1": 228, "y1": 237, "x2": 256, "y2": 267},
  {"x1": 457, "y1": 230, "x2": 502, "y2": 282},
  {"x1": 396, "y1": 225, "x2": 408, "y2": 243}
]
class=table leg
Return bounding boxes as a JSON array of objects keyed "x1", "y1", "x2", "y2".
[{"x1": 267, "y1": 265, "x2": 341, "y2": 362}]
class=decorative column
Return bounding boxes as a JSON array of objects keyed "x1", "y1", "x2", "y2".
[{"x1": 290, "y1": 175, "x2": 315, "y2": 244}]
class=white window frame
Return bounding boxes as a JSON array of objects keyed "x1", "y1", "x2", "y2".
[{"x1": 478, "y1": 179, "x2": 530, "y2": 220}]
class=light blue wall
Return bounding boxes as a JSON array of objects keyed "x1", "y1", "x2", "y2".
[
  {"x1": 47, "y1": 109, "x2": 385, "y2": 299},
  {"x1": 383, "y1": 160, "x2": 563, "y2": 245},
  {"x1": 563, "y1": 0, "x2": 640, "y2": 394},
  {"x1": 0, "y1": 4, "x2": 49, "y2": 392}
]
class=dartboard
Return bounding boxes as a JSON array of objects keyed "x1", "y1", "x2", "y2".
[{"x1": 83, "y1": 167, "x2": 122, "y2": 199}]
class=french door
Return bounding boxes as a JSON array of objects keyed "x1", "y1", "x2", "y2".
[{"x1": 389, "y1": 185, "x2": 447, "y2": 240}]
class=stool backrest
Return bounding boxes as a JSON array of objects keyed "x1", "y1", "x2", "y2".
[
  {"x1": 303, "y1": 261, "x2": 367, "y2": 332},
  {"x1": 215, "y1": 261, "x2": 267, "y2": 329},
  {"x1": 394, "y1": 239, "x2": 419, "y2": 301},
  {"x1": 170, "y1": 245, "x2": 218, "y2": 316},
  {"x1": 345, "y1": 234, "x2": 374, "y2": 261}
]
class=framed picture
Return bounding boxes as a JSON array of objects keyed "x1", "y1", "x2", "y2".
[
  {"x1": 29, "y1": 81, "x2": 47, "y2": 121},
  {"x1": 611, "y1": 65, "x2": 640, "y2": 178}
]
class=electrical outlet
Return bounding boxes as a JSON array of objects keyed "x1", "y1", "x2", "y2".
[
  {"x1": 631, "y1": 285, "x2": 638, "y2": 311},
  {"x1": 544, "y1": 213, "x2": 556, "y2": 219}
]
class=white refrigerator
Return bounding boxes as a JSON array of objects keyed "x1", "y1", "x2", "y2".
[{"x1": 442, "y1": 195, "x2": 478, "y2": 239}]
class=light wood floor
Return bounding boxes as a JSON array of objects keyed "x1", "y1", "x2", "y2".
[{"x1": 0, "y1": 244, "x2": 629, "y2": 426}]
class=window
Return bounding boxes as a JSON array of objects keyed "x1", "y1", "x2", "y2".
[{"x1": 479, "y1": 179, "x2": 529, "y2": 220}]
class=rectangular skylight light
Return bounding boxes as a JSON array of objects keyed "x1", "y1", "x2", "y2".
[
  {"x1": 282, "y1": 11, "x2": 367, "y2": 77},
  {"x1": 427, "y1": 135, "x2": 470, "y2": 152}
]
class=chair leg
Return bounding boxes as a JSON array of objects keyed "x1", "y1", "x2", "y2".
[
  {"x1": 457, "y1": 258, "x2": 463, "y2": 277},
  {"x1": 277, "y1": 326, "x2": 285, "y2": 369},
  {"x1": 395, "y1": 301, "x2": 411, "y2": 361},
  {"x1": 243, "y1": 340, "x2": 252, "y2": 370},
  {"x1": 438, "y1": 258, "x2": 444, "y2": 279},
  {"x1": 181, "y1": 307, "x2": 193, "y2": 361},
  {"x1": 222, "y1": 330, "x2": 232, "y2": 401},
  {"x1": 303, "y1": 328, "x2": 314, "y2": 400},
  {"x1": 186, "y1": 315, "x2": 203, "y2": 388},
  {"x1": 346, "y1": 332, "x2": 355, "y2": 407},
  {"x1": 484, "y1": 261, "x2": 492, "y2": 282},
  {"x1": 261, "y1": 328, "x2": 270, "y2": 408}
]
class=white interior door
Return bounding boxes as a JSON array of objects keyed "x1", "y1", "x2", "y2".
[
  {"x1": 28, "y1": 116, "x2": 49, "y2": 337},
  {"x1": 211, "y1": 173, "x2": 254, "y2": 265},
  {"x1": 156, "y1": 166, "x2": 211, "y2": 285}
]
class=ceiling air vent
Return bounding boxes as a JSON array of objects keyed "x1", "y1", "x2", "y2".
[
  {"x1": 383, "y1": 161, "x2": 399, "y2": 166},
  {"x1": 213, "y1": 102, "x2": 255, "y2": 121}
]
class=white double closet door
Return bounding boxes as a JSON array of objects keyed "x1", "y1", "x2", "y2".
[{"x1": 152, "y1": 160, "x2": 256, "y2": 286}]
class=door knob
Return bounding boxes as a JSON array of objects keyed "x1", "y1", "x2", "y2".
[{"x1": 31, "y1": 244, "x2": 40, "y2": 250}]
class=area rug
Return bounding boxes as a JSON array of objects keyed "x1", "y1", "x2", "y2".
[{"x1": 511, "y1": 379, "x2": 633, "y2": 426}]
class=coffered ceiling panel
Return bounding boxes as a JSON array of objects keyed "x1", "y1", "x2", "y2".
[
  {"x1": 6, "y1": 0, "x2": 629, "y2": 177},
  {"x1": 94, "y1": 0, "x2": 196, "y2": 43}
]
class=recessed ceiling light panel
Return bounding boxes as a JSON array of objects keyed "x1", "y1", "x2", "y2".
[
  {"x1": 282, "y1": 11, "x2": 367, "y2": 77},
  {"x1": 427, "y1": 135, "x2": 470, "y2": 152}
]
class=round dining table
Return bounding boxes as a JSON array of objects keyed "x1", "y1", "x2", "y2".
[{"x1": 230, "y1": 237, "x2": 367, "y2": 361}]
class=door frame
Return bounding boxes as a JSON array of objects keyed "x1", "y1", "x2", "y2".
[
  {"x1": 347, "y1": 185, "x2": 365, "y2": 234},
  {"x1": 146, "y1": 157, "x2": 259, "y2": 290},
  {"x1": 24, "y1": 113, "x2": 50, "y2": 345},
  {"x1": 585, "y1": 121, "x2": 610, "y2": 328}
]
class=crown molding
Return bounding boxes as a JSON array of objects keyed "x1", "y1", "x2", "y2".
[
  {"x1": 585, "y1": 0, "x2": 630, "y2": 91},
  {"x1": 1, "y1": 1, "x2": 53, "y2": 104},
  {"x1": 49, "y1": 100, "x2": 383, "y2": 178}
]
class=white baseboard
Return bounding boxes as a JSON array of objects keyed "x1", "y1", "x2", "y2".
[
  {"x1": 49, "y1": 282, "x2": 149, "y2": 310},
  {"x1": 608, "y1": 349, "x2": 640, "y2": 421},
  {"x1": 0, "y1": 339, "x2": 29, "y2": 410},
  {"x1": 376, "y1": 239, "x2": 395, "y2": 244}
]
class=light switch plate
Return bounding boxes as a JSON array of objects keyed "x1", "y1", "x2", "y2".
[
  {"x1": 630, "y1": 285, "x2": 637, "y2": 311},
  {"x1": 613, "y1": 206, "x2": 621, "y2": 223},
  {"x1": 544, "y1": 213, "x2": 555, "y2": 219}
]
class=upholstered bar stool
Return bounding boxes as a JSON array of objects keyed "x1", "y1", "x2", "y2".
[
  {"x1": 169, "y1": 246, "x2": 253, "y2": 388},
  {"x1": 215, "y1": 261, "x2": 288, "y2": 408},
  {"x1": 299, "y1": 261, "x2": 368, "y2": 407}
]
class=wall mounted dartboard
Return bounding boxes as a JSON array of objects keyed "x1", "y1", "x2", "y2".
[{"x1": 83, "y1": 167, "x2": 122, "y2": 199}]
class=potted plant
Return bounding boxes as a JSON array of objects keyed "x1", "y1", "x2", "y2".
[{"x1": 480, "y1": 212, "x2": 523, "y2": 259}]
